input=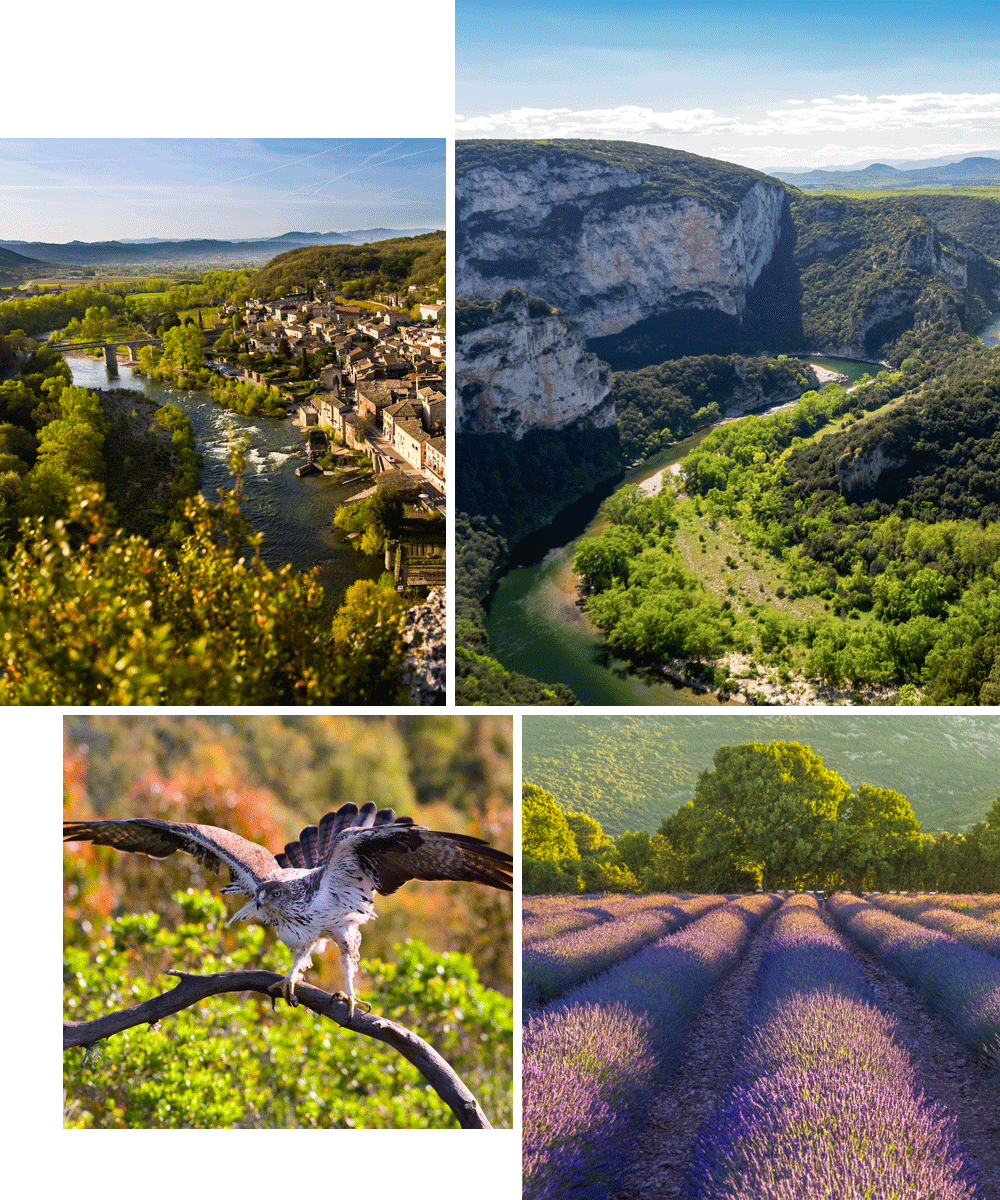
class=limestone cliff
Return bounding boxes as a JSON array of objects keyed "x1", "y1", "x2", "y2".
[
  {"x1": 456, "y1": 291, "x2": 613, "y2": 440},
  {"x1": 457, "y1": 145, "x2": 787, "y2": 342}
]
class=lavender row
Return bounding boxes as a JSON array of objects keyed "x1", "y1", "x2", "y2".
[
  {"x1": 827, "y1": 893, "x2": 1000, "y2": 1068},
  {"x1": 684, "y1": 895, "x2": 980, "y2": 1200},
  {"x1": 523, "y1": 894, "x2": 779, "y2": 1200},
  {"x1": 868, "y1": 895, "x2": 1000, "y2": 958},
  {"x1": 522, "y1": 892, "x2": 684, "y2": 947},
  {"x1": 523, "y1": 894, "x2": 727, "y2": 1005}
]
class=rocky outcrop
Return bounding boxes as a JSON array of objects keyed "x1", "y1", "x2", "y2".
[
  {"x1": 401, "y1": 587, "x2": 445, "y2": 705},
  {"x1": 836, "y1": 440, "x2": 908, "y2": 495},
  {"x1": 458, "y1": 153, "x2": 787, "y2": 342},
  {"x1": 456, "y1": 292, "x2": 613, "y2": 440}
]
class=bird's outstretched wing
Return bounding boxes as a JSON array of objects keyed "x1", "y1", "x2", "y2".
[
  {"x1": 290, "y1": 802, "x2": 514, "y2": 896},
  {"x1": 63, "y1": 818, "x2": 281, "y2": 895}
]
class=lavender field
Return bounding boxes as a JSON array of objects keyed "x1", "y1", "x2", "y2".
[{"x1": 522, "y1": 891, "x2": 1000, "y2": 1200}]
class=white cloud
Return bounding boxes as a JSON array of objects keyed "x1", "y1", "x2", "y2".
[
  {"x1": 455, "y1": 104, "x2": 731, "y2": 139},
  {"x1": 456, "y1": 92, "x2": 1000, "y2": 144}
]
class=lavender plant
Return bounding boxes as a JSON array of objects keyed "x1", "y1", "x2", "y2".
[
  {"x1": 523, "y1": 894, "x2": 726, "y2": 1005},
  {"x1": 523, "y1": 894, "x2": 779, "y2": 1200},
  {"x1": 868, "y1": 895, "x2": 1000, "y2": 958},
  {"x1": 828, "y1": 893, "x2": 1000, "y2": 1067},
  {"x1": 685, "y1": 896, "x2": 981, "y2": 1200}
]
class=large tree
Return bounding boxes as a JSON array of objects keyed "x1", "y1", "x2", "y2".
[
  {"x1": 838, "y1": 782, "x2": 922, "y2": 891},
  {"x1": 690, "y1": 741, "x2": 850, "y2": 891},
  {"x1": 522, "y1": 783, "x2": 577, "y2": 862}
]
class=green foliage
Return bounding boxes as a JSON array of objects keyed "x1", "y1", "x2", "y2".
[
  {"x1": 251, "y1": 233, "x2": 445, "y2": 301},
  {"x1": 0, "y1": 482, "x2": 410, "y2": 705},
  {"x1": 690, "y1": 741, "x2": 851, "y2": 891},
  {"x1": 522, "y1": 714, "x2": 1000, "y2": 839},
  {"x1": 335, "y1": 486, "x2": 404, "y2": 557},
  {"x1": 63, "y1": 891, "x2": 511, "y2": 1128},
  {"x1": 611, "y1": 353, "x2": 813, "y2": 461},
  {"x1": 211, "y1": 379, "x2": 287, "y2": 418},
  {"x1": 523, "y1": 783, "x2": 578, "y2": 861}
]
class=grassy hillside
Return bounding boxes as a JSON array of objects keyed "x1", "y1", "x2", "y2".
[{"x1": 522, "y1": 713, "x2": 1000, "y2": 836}]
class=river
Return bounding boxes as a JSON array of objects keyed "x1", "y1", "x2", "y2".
[
  {"x1": 67, "y1": 356, "x2": 384, "y2": 610},
  {"x1": 483, "y1": 355, "x2": 882, "y2": 706}
]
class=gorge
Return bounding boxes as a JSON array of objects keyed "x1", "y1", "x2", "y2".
[{"x1": 455, "y1": 138, "x2": 1000, "y2": 706}]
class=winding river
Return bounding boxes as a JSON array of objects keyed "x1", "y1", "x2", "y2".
[
  {"x1": 483, "y1": 356, "x2": 883, "y2": 705},
  {"x1": 68, "y1": 356, "x2": 383, "y2": 610}
]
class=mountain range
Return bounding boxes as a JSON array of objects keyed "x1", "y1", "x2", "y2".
[
  {"x1": 772, "y1": 156, "x2": 1000, "y2": 190},
  {"x1": 0, "y1": 227, "x2": 438, "y2": 269}
]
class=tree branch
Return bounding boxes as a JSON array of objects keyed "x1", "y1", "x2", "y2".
[{"x1": 63, "y1": 969, "x2": 493, "y2": 1129}]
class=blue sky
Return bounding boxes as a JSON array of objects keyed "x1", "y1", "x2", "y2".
[
  {"x1": 0, "y1": 139, "x2": 445, "y2": 243},
  {"x1": 457, "y1": 0, "x2": 1000, "y2": 170}
]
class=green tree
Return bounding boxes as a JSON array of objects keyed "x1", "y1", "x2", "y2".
[
  {"x1": 616, "y1": 829, "x2": 654, "y2": 877},
  {"x1": 691, "y1": 741, "x2": 851, "y2": 891},
  {"x1": 0, "y1": 477, "x2": 411, "y2": 705},
  {"x1": 522, "y1": 783, "x2": 577, "y2": 862},
  {"x1": 838, "y1": 782, "x2": 923, "y2": 892},
  {"x1": 564, "y1": 811, "x2": 608, "y2": 857},
  {"x1": 161, "y1": 324, "x2": 204, "y2": 372}
]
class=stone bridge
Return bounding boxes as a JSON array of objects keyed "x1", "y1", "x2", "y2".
[
  {"x1": 49, "y1": 336, "x2": 163, "y2": 376},
  {"x1": 50, "y1": 327, "x2": 221, "y2": 375}
]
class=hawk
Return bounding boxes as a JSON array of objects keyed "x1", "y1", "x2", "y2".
[{"x1": 64, "y1": 801, "x2": 513, "y2": 1015}]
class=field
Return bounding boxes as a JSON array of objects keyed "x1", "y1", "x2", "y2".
[{"x1": 523, "y1": 891, "x2": 1000, "y2": 1200}]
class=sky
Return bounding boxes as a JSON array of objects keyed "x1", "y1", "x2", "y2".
[
  {"x1": 0, "y1": 139, "x2": 446, "y2": 243},
  {"x1": 456, "y1": 0, "x2": 1000, "y2": 171}
]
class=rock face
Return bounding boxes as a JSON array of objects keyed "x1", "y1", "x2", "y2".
[
  {"x1": 836, "y1": 441, "x2": 908, "y2": 495},
  {"x1": 458, "y1": 156, "x2": 787, "y2": 342},
  {"x1": 456, "y1": 292, "x2": 613, "y2": 440},
  {"x1": 401, "y1": 587, "x2": 445, "y2": 705}
]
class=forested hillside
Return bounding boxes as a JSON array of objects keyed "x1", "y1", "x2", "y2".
[
  {"x1": 250, "y1": 231, "x2": 445, "y2": 299},
  {"x1": 522, "y1": 713, "x2": 1000, "y2": 835}
]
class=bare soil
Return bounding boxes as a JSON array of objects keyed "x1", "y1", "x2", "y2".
[{"x1": 614, "y1": 907, "x2": 1000, "y2": 1200}]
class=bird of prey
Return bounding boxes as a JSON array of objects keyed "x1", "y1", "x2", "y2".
[{"x1": 64, "y1": 802, "x2": 513, "y2": 1016}]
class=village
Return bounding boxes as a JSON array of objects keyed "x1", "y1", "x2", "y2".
[{"x1": 212, "y1": 281, "x2": 447, "y2": 591}]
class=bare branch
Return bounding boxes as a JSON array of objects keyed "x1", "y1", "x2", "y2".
[{"x1": 63, "y1": 969, "x2": 493, "y2": 1129}]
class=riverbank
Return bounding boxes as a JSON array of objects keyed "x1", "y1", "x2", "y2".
[{"x1": 656, "y1": 652, "x2": 909, "y2": 707}]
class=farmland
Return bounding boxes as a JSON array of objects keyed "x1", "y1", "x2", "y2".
[{"x1": 523, "y1": 891, "x2": 1000, "y2": 1200}]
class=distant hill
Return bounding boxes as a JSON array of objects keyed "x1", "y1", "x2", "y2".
[
  {"x1": 249, "y1": 230, "x2": 445, "y2": 298},
  {"x1": 0, "y1": 228, "x2": 438, "y2": 269},
  {"x1": 522, "y1": 714, "x2": 1000, "y2": 837},
  {"x1": 772, "y1": 156, "x2": 1000, "y2": 191},
  {"x1": 0, "y1": 243, "x2": 54, "y2": 285}
]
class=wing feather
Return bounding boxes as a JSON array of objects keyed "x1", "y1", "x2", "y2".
[
  {"x1": 63, "y1": 818, "x2": 280, "y2": 893},
  {"x1": 333, "y1": 825, "x2": 513, "y2": 896}
]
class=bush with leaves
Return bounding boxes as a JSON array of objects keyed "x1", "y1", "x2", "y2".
[
  {"x1": 63, "y1": 890, "x2": 513, "y2": 1128},
  {"x1": 0, "y1": 462, "x2": 411, "y2": 704}
]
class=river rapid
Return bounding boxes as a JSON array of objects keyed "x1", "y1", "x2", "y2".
[
  {"x1": 68, "y1": 356, "x2": 383, "y2": 610},
  {"x1": 483, "y1": 355, "x2": 882, "y2": 706}
]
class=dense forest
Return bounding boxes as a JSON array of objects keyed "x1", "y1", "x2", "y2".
[
  {"x1": 523, "y1": 740, "x2": 1000, "y2": 897},
  {"x1": 522, "y1": 713, "x2": 1000, "y2": 837}
]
